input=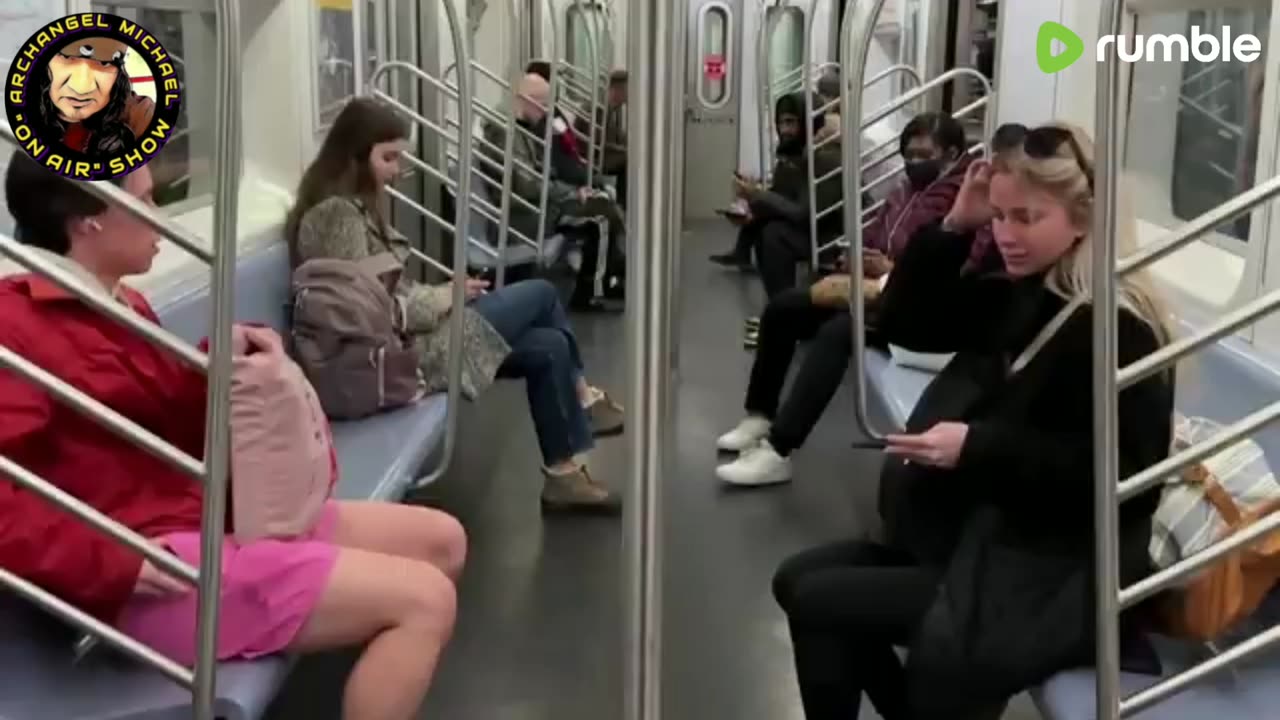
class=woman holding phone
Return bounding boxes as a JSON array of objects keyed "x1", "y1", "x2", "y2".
[{"x1": 771, "y1": 124, "x2": 1175, "y2": 718}]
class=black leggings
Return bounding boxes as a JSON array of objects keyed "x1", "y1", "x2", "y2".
[
  {"x1": 773, "y1": 541, "x2": 936, "y2": 720},
  {"x1": 744, "y1": 288, "x2": 851, "y2": 455}
]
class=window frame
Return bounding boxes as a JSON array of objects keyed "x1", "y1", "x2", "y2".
[
  {"x1": 1121, "y1": 3, "x2": 1280, "y2": 352},
  {"x1": 696, "y1": 1, "x2": 735, "y2": 110}
]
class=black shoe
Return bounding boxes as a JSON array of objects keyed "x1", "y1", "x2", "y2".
[
  {"x1": 570, "y1": 296, "x2": 624, "y2": 314},
  {"x1": 710, "y1": 252, "x2": 752, "y2": 270},
  {"x1": 744, "y1": 326, "x2": 759, "y2": 349}
]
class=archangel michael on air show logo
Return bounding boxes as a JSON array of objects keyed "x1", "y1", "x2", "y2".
[{"x1": 4, "y1": 13, "x2": 182, "y2": 181}]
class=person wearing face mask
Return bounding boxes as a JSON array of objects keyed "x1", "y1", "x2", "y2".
[
  {"x1": 771, "y1": 123, "x2": 1175, "y2": 720},
  {"x1": 860, "y1": 111, "x2": 971, "y2": 280}
]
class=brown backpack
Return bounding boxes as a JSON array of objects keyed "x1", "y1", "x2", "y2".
[{"x1": 289, "y1": 253, "x2": 425, "y2": 420}]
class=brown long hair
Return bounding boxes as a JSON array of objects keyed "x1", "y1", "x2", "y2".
[{"x1": 285, "y1": 97, "x2": 410, "y2": 265}]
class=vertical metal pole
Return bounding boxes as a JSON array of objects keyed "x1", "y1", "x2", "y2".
[
  {"x1": 495, "y1": 0, "x2": 524, "y2": 288},
  {"x1": 193, "y1": 1, "x2": 241, "y2": 718},
  {"x1": 756, "y1": 0, "x2": 773, "y2": 176},
  {"x1": 574, "y1": 0, "x2": 601, "y2": 187},
  {"x1": 624, "y1": 0, "x2": 672, "y2": 718},
  {"x1": 1093, "y1": 2, "x2": 1124, "y2": 719},
  {"x1": 534, "y1": 0, "x2": 563, "y2": 264},
  {"x1": 667, "y1": 0, "x2": 688, "y2": 376},
  {"x1": 353, "y1": 0, "x2": 367, "y2": 99},
  {"x1": 802, "y1": 0, "x2": 819, "y2": 267},
  {"x1": 839, "y1": 0, "x2": 890, "y2": 442}
]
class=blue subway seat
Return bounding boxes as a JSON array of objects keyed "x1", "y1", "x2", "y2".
[
  {"x1": 860, "y1": 325, "x2": 1280, "y2": 720},
  {"x1": 0, "y1": 236, "x2": 451, "y2": 720}
]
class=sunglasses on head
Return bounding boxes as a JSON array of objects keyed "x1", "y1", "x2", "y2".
[{"x1": 1023, "y1": 126, "x2": 1094, "y2": 192}]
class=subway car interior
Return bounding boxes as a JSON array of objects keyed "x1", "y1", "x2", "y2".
[{"x1": 3, "y1": 0, "x2": 1280, "y2": 718}]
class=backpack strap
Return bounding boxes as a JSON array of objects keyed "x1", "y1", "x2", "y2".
[{"x1": 1009, "y1": 295, "x2": 1087, "y2": 375}]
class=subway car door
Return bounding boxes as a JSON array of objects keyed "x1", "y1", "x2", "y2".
[{"x1": 684, "y1": 0, "x2": 744, "y2": 220}]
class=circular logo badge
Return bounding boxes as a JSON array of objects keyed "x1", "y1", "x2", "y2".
[{"x1": 4, "y1": 13, "x2": 183, "y2": 182}]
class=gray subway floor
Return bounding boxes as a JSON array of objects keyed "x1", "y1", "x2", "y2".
[{"x1": 264, "y1": 221, "x2": 1041, "y2": 720}]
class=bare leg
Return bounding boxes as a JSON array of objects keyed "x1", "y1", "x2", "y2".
[
  {"x1": 330, "y1": 501, "x2": 467, "y2": 581},
  {"x1": 290, "y1": 547, "x2": 457, "y2": 720}
]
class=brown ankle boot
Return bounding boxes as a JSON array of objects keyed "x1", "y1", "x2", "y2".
[{"x1": 541, "y1": 465, "x2": 622, "y2": 515}]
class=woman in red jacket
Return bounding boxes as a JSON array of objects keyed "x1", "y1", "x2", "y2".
[{"x1": 0, "y1": 152, "x2": 463, "y2": 720}]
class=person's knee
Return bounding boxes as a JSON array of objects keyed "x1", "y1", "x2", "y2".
[
  {"x1": 525, "y1": 277, "x2": 559, "y2": 306},
  {"x1": 772, "y1": 556, "x2": 805, "y2": 610},
  {"x1": 814, "y1": 314, "x2": 854, "y2": 354},
  {"x1": 432, "y1": 513, "x2": 468, "y2": 581},
  {"x1": 400, "y1": 562, "x2": 458, "y2": 641}
]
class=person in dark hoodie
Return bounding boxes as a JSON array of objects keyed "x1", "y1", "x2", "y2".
[
  {"x1": 747, "y1": 92, "x2": 844, "y2": 300},
  {"x1": 772, "y1": 123, "x2": 1174, "y2": 719},
  {"x1": 714, "y1": 112, "x2": 977, "y2": 487},
  {"x1": 711, "y1": 93, "x2": 842, "y2": 289}
]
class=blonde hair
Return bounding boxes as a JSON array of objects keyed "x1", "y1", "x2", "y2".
[{"x1": 991, "y1": 122, "x2": 1173, "y2": 346}]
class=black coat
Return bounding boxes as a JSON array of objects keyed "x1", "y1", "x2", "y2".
[{"x1": 873, "y1": 222, "x2": 1174, "y2": 715}]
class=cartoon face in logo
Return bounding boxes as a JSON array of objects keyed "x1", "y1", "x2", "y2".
[
  {"x1": 5, "y1": 14, "x2": 181, "y2": 181},
  {"x1": 46, "y1": 37, "x2": 129, "y2": 122}
]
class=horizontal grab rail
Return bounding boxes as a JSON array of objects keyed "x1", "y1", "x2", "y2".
[
  {"x1": 1120, "y1": 500, "x2": 1280, "y2": 610},
  {"x1": 0, "y1": 454, "x2": 199, "y2": 585},
  {"x1": 0, "y1": 566, "x2": 195, "y2": 688},
  {"x1": 0, "y1": 122, "x2": 213, "y2": 265},
  {"x1": 0, "y1": 346, "x2": 205, "y2": 481},
  {"x1": 1118, "y1": 286, "x2": 1280, "y2": 390},
  {"x1": 0, "y1": 234, "x2": 207, "y2": 370},
  {"x1": 1120, "y1": 621, "x2": 1280, "y2": 716},
  {"x1": 1118, "y1": 173, "x2": 1280, "y2": 277},
  {"x1": 444, "y1": 152, "x2": 542, "y2": 214},
  {"x1": 1118, "y1": 397, "x2": 1280, "y2": 503}
]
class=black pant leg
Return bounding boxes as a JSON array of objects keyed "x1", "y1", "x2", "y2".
[
  {"x1": 744, "y1": 289, "x2": 832, "y2": 418},
  {"x1": 756, "y1": 221, "x2": 808, "y2": 300},
  {"x1": 773, "y1": 541, "x2": 939, "y2": 720},
  {"x1": 768, "y1": 312, "x2": 852, "y2": 455}
]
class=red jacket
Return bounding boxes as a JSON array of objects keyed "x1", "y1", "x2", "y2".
[{"x1": 0, "y1": 274, "x2": 209, "y2": 623}]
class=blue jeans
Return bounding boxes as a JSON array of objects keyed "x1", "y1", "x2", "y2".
[{"x1": 471, "y1": 279, "x2": 593, "y2": 465}]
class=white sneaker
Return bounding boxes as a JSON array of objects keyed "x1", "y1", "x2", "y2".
[
  {"x1": 716, "y1": 441, "x2": 792, "y2": 486},
  {"x1": 716, "y1": 416, "x2": 772, "y2": 452}
]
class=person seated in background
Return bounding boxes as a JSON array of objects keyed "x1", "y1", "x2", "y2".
[
  {"x1": 713, "y1": 112, "x2": 985, "y2": 486},
  {"x1": 0, "y1": 151, "x2": 465, "y2": 720},
  {"x1": 709, "y1": 92, "x2": 841, "y2": 275},
  {"x1": 524, "y1": 60, "x2": 584, "y2": 162},
  {"x1": 773, "y1": 123, "x2": 1174, "y2": 720},
  {"x1": 287, "y1": 97, "x2": 625, "y2": 514},
  {"x1": 574, "y1": 69, "x2": 629, "y2": 208},
  {"x1": 814, "y1": 70, "x2": 842, "y2": 144},
  {"x1": 484, "y1": 73, "x2": 627, "y2": 313},
  {"x1": 710, "y1": 93, "x2": 844, "y2": 346}
]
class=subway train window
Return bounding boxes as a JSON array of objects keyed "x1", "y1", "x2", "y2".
[
  {"x1": 699, "y1": 4, "x2": 731, "y2": 106},
  {"x1": 91, "y1": 4, "x2": 211, "y2": 210},
  {"x1": 767, "y1": 6, "x2": 803, "y2": 93},
  {"x1": 1127, "y1": 7, "x2": 1269, "y2": 252},
  {"x1": 314, "y1": 2, "x2": 356, "y2": 133},
  {"x1": 567, "y1": 3, "x2": 608, "y2": 68}
]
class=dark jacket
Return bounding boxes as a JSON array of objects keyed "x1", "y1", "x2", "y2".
[
  {"x1": 873, "y1": 222, "x2": 1174, "y2": 714},
  {"x1": 480, "y1": 114, "x2": 592, "y2": 244},
  {"x1": 742, "y1": 92, "x2": 843, "y2": 244},
  {"x1": 573, "y1": 103, "x2": 627, "y2": 175}
]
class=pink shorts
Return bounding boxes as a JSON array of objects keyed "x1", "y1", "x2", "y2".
[{"x1": 117, "y1": 501, "x2": 341, "y2": 666}]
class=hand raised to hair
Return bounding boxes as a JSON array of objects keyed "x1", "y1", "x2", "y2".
[{"x1": 942, "y1": 160, "x2": 994, "y2": 232}]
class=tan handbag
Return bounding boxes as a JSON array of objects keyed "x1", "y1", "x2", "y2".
[
  {"x1": 810, "y1": 274, "x2": 853, "y2": 308},
  {"x1": 1158, "y1": 465, "x2": 1280, "y2": 641}
]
